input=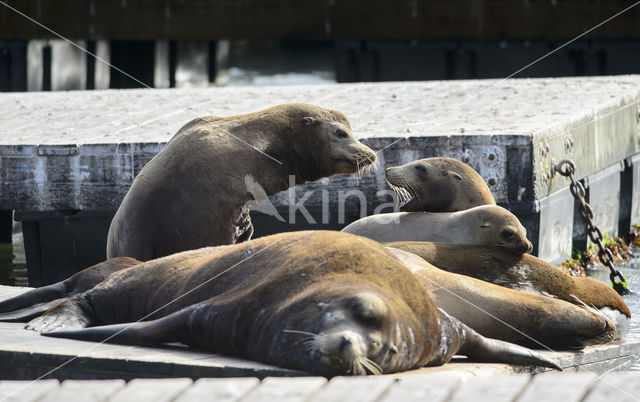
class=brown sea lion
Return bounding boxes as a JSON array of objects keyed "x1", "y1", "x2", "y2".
[
  {"x1": 385, "y1": 157, "x2": 495, "y2": 212},
  {"x1": 107, "y1": 103, "x2": 377, "y2": 261},
  {"x1": 341, "y1": 205, "x2": 533, "y2": 253},
  {"x1": 386, "y1": 241, "x2": 631, "y2": 338},
  {"x1": 3, "y1": 232, "x2": 560, "y2": 375},
  {"x1": 385, "y1": 247, "x2": 616, "y2": 349}
]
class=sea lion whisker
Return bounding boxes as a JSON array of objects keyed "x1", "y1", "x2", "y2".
[
  {"x1": 283, "y1": 329, "x2": 320, "y2": 337},
  {"x1": 353, "y1": 359, "x2": 368, "y2": 376},
  {"x1": 359, "y1": 357, "x2": 383, "y2": 375}
]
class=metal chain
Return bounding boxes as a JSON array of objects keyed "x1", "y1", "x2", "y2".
[{"x1": 553, "y1": 159, "x2": 629, "y2": 296}]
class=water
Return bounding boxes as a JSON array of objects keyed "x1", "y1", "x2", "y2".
[
  {"x1": 0, "y1": 220, "x2": 28, "y2": 287},
  {"x1": 589, "y1": 253, "x2": 640, "y2": 345}
]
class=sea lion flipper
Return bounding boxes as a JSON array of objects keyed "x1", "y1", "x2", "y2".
[
  {"x1": 458, "y1": 323, "x2": 562, "y2": 370},
  {"x1": 43, "y1": 310, "x2": 187, "y2": 346},
  {"x1": 0, "y1": 257, "x2": 140, "y2": 319},
  {"x1": 26, "y1": 299, "x2": 92, "y2": 333},
  {"x1": 0, "y1": 299, "x2": 65, "y2": 322},
  {"x1": 0, "y1": 282, "x2": 66, "y2": 313},
  {"x1": 462, "y1": 335, "x2": 562, "y2": 370}
]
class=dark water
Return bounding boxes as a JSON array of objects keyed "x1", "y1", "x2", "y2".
[{"x1": 0, "y1": 221, "x2": 28, "y2": 287}]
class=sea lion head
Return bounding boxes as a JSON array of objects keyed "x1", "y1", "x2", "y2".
[
  {"x1": 267, "y1": 283, "x2": 427, "y2": 376},
  {"x1": 283, "y1": 104, "x2": 377, "y2": 180},
  {"x1": 467, "y1": 205, "x2": 533, "y2": 253},
  {"x1": 385, "y1": 157, "x2": 495, "y2": 212}
]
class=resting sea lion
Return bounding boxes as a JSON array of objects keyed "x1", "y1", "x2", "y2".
[
  {"x1": 385, "y1": 157, "x2": 495, "y2": 212},
  {"x1": 341, "y1": 205, "x2": 533, "y2": 253},
  {"x1": 386, "y1": 242, "x2": 631, "y2": 338},
  {"x1": 4, "y1": 231, "x2": 560, "y2": 375},
  {"x1": 107, "y1": 103, "x2": 377, "y2": 261},
  {"x1": 385, "y1": 247, "x2": 616, "y2": 349}
]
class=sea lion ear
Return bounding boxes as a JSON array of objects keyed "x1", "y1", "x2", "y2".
[
  {"x1": 480, "y1": 221, "x2": 491, "y2": 228},
  {"x1": 303, "y1": 117, "x2": 317, "y2": 126},
  {"x1": 450, "y1": 171, "x2": 463, "y2": 180}
]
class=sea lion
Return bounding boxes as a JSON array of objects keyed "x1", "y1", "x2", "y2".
[
  {"x1": 107, "y1": 103, "x2": 377, "y2": 261},
  {"x1": 0, "y1": 257, "x2": 141, "y2": 322},
  {"x1": 386, "y1": 241, "x2": 631, "y2": 337},
  {"x1": 4, "y1": 231, "x2": 560, "y2": 375},
  {"x1": 341, "y1": 205, "x2": 533, "y2": 253},
  {"x1": 385, "y1": 247, "x2": 616, "y2": 349},
  {"x1": 385, "y1": 157, "x2": 495, "y2": 212}
]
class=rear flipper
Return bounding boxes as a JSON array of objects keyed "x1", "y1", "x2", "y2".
[
  {"x1": 0, "y1": 299, "x2": 66, "y2": 322},
  {"x1": 0, "y1": 282, "x2": 66, "y2": 314},
  {"x1": 26, "y1": 299, "x2": 93, "y2": 333},
  {"x1": 0, "y1": 257, "x2": 140, "y2": 321}
]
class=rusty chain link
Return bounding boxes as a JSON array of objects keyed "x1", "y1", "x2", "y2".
[{"x1": 553, "y1": 159, "x2": 629, "y2": 295}]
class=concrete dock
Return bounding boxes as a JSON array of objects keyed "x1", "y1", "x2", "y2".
[{"x1": 2, "y1": 76, "x2": 640, "y2": 283}]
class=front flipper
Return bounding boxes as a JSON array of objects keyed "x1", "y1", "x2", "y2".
[
  {"x1": 438, "y1": 311, "x2": 562, "y2": 370},
  {"x1": 461, "y1": 334, "x2": 562, "y2": 370},
  {"x1": 42, "y1": 308, "x2": 187, "y2": 346}
]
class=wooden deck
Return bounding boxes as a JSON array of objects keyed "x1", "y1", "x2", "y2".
[{"x1": 2, "y1": 372, "x2": 640, "y2": 402}]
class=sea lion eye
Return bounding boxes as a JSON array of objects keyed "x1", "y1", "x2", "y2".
[
  {"x1": 501, "y1": 228, "x2": 515, "y2": 239},
  {"x1": 414, "y1": 165, "x2": 427, "y2": 174},
  {"x1": 335, "y1": 129, "x2": 349, "y2": 139},
  {"x1": 350, "y1": 293, "x2": 387, "y2": 324}
]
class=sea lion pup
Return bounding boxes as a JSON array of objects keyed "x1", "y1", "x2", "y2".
[
  {"x1": 386, "y1": 247, "x2": 617, "y2": 349},
  {"x1": 386, "y1": 242, "x2": 631, "y2": 338},
  {"x1": 13, "y1": 232, "x2": 559, "y2": 375},
  {"x1": 341, "y1": 205, "x2": 533, "y2": 253},
  {"x1": 385, "y1": 157, "x2": 495, "y2": 212},
  {"x1": 106, "y1": 103, "x2": 377, "y2": 261},
  {"x1": 0, "y1": 257, "x2": 141, "y2": 322}
]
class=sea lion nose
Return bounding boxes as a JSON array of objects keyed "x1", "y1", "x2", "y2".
[{"x1": 340, "y1": 335, "x2": 353, "y2": 350}]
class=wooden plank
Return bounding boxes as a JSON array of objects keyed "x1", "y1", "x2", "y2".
[
  {"x1": 240, "y1": 377, "x2": 327, "y2": 402},
  {"x1": 378, "y1": 374, "x2": 462, "y2": 402},
  {"x1": 108, "y1": 378, "x2": 192, "y2": 402},
  {"x1": 307, "y1": 376, "x2": 394, "y2": 402},
  {"x1": 175, "y1": 378, "x2": 259, "y2": 402},
  {"x1": 39, "y1": 380, "x2": 125, "y2": 402},
  {"x1": 583, "y1": 372, "x2": 640, "y2": 402},
  {"x1": 0, "y1": 0, "x2": 639, "y2": 40},
  {"x1": 0, "y1": 379, "x2": 59, "y2": 402},
  {"x1": 517, "y1": 373, "x2": 598, "y2": 402},
  {"x1": 446, "y1": 374, "x2": 531, "y2": 402}
]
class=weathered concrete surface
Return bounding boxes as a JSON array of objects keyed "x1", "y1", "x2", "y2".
[{"x1": 2, "y1": 76, "x2": 640, "y2": 212}]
